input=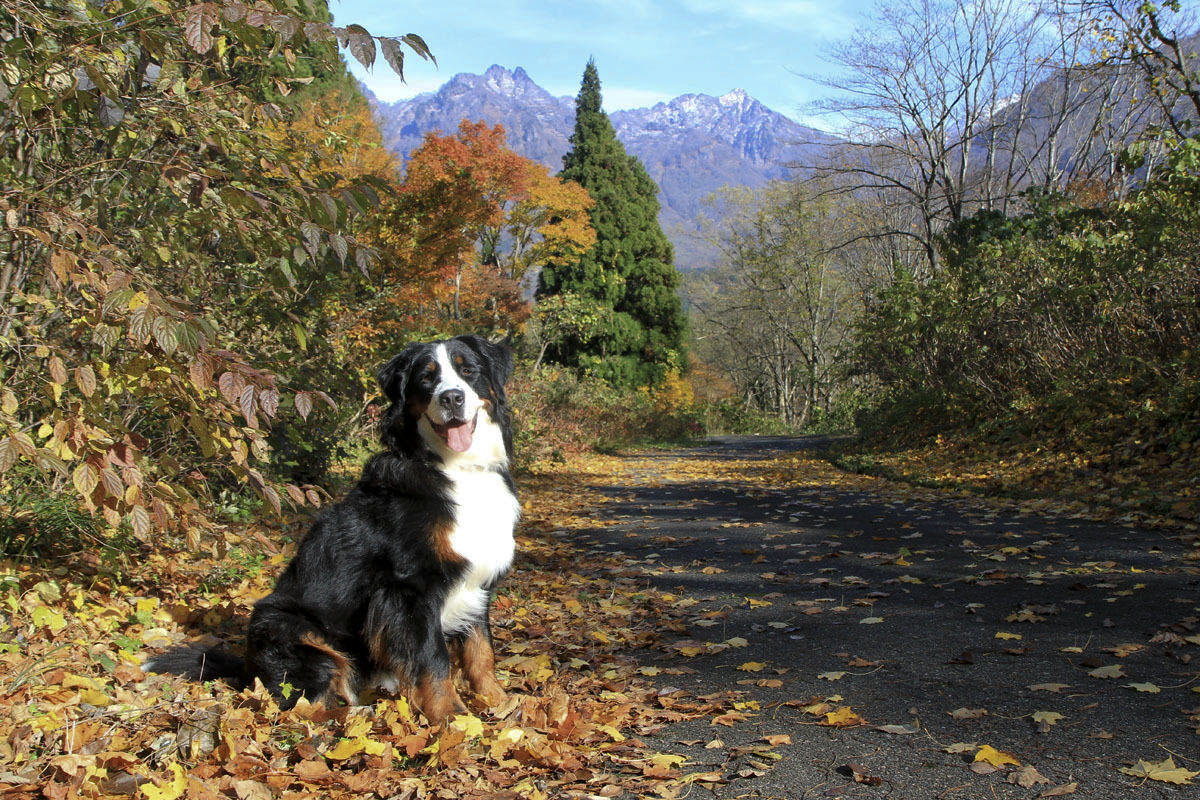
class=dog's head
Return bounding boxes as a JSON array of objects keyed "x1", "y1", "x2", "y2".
[{"x1": 377, "y1": 335, "x2": 513, "y2": 458}]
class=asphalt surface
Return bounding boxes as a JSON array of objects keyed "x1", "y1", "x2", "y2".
[{"x1": 571, "y1": 436, "x2": 1200, "y2": 800}]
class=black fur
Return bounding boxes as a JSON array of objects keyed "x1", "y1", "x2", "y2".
[{"x1": 146, "y1": 335, "x2": 517, "y2": 720}]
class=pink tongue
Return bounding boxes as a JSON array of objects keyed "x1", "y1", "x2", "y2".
[{"x1": 444, "y1": 422, "x2": 473, "y2": 452}]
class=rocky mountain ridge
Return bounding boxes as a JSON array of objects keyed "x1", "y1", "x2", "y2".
[{"x1": 369, "y1": 65, "x2": 836, "y2": 268}]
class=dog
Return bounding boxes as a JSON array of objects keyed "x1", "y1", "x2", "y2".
[{"x1": 146, "y1": 335, "x2": 518, "y2": 723}]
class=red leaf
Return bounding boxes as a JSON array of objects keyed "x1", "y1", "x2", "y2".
[
  {"x1": 258, "y1": 388, "x2": 279, "y2": 418},
  {"x1": 261, "y1": 485, "x2": 281, "y2": 515},
  {"x1": 100, "y1": 467, "x2": 124, "y2": 499},
  {"x1": 129, "y1": 506, "x2": 151, "y2": 541},
  {"x1": 48, "y1": 356, "x2": 68, "y2": 385},
  {"x1": 239, "y1": 385, "x2": 257, "y2": 427},
  {"x1": 285, "y1": 484, "x2": 306, "y2": 506},
  {"x1": 75, "y1": 365, "x2": 97, "y2": 398},
  {"x1": 218, "y1": 371, "x2": 243, "y2": 405},
  {"x1": 184, "y1": 3, "x2": 218, "y2": 54}
]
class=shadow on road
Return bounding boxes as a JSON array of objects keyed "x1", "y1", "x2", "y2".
[{"x1": 563, "y1": 436, "x2": 1199, "y2": 799}]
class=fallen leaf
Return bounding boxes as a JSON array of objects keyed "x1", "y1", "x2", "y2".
[
  {"x1": 1088, "y1": 664, "x2": 1125, "y2": 679},
  {"x1": 844, "y1": 762, "x2": 882, "y2": 785},
  {"x1": 1029, "y1": 683, "x2": 1070, "y2": 693},
  {"x1": 1118, "y1": 757, "x2": 1198, "y2": 784},
  {"x1": 860, "y1": 617, "x2": 884, "y2": 624},
  {"x1": 822, "y1": 706, "x2": 864, "y2": 727},
  {"x1": 949, "y1": 707, "x2": 988, "y2": 720},
  {"x1": 975, "y1": 745, "x2": 1020, "y2": 767},
  {"x1": 141, "y1": 763, "x2": 187, "y2": 800},
  {"x1": 876, "y1": 723, "x2": 919, "y2": 735},
  {"x1": 1124, "y1": 682, "x2": 1160, "y2": 693},
  {"x1": 1009, "y1": 765, "x2": 1051, "y2": 788},
  {"x1": 737, "y1": 662, "x2": 767, "y2": 672},
  {"x1": 1040, "y1": 782, "x2": 1078, "y2": 797},
  {"x1": 818, "y1": 671, "x2": 846, "y2": 681},
  {"x1": 234, "y1": 780, "x2": 273, "y2": 800}
]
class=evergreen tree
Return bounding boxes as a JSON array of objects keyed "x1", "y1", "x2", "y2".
[{"x1": 537, "y1": 60, "x2": 686, "y2": 386}]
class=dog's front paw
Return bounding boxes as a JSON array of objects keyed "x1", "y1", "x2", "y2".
[{"x1": 469, "y1": 682, "x2": 508, "y2": 711}]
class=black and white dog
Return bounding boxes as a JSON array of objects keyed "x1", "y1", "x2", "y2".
[{"x1": 147, "y1": 335, "x2": 518, "y2": 722}]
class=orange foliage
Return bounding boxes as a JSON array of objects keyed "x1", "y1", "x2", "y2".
[
  {"x1": 344, "y1": 121, "x2": 594, "y2": 359},
  {"x1": 263, "y1": 89, "x2": 399, "y2": 185}
]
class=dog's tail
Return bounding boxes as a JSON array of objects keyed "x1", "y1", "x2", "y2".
[{"x1": 144, "y1": 645, "x2": 247, "y2": 687}]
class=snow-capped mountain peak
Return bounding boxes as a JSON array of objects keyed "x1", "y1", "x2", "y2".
[{"x1": 369, "y1": 66, "x2": 835, "y2": 268}]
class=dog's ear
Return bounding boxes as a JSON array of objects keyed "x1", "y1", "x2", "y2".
[
  {"x1": 376, "y1": 344, "x2": 422, "y2": 403},
  {"x1": 456, "y1": 334, "x2": 514, "y2": 394}
]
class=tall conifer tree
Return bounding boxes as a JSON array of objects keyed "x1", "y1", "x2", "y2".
[{"x1": 537, "y1": 60, "x2": 686, "y2": 386}]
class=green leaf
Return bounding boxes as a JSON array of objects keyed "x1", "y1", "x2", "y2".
[{"x1": 402, "y1": 32, "x2": 436, "y2": 64}]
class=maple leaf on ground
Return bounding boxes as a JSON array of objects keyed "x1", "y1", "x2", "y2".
[
  {"x1": 1119, "y1": 757, "x2": 1199, "y2": 784},
  {"x1": 1029, "y1": 683, "x2": 1070, "y2": 693},
  {"x1": 1124, "y1": 682, "x2": 1160, "y2": 693}
]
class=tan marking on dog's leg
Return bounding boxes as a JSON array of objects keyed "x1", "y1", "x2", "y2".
[
  {"x1": 299, "y1": 632, "x2": 357, "y2": 706},
  {"x1": 411, "y1": 672, "x2": 466, "y2": 724},
  {"x1": 460, "y1": 627, "x2": 507, "y2": 707}
]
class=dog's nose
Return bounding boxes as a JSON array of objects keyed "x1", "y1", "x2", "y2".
[{"x1": 439, "y1": 389, "x2": 465, "y2": 413}]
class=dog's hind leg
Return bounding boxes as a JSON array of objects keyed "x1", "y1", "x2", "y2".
[{"x1": 245, "y1": 601, "x2": 356, "y2": 709}]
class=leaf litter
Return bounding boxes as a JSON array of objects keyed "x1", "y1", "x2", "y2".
[{"x1": 6, "y1": 442, "x2": 1200, "y2": 797}]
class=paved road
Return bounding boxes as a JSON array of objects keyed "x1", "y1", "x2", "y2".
[{"x1": 572, "y1": 436, "x2": 1199, "y2": 799}]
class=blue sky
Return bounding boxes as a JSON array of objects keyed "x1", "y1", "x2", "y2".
[{"x1": 331, "y1": 0, "x2": 876, "y2": 124}]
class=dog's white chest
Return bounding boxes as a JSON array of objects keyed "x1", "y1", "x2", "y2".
[{"x1": 440, "y1": 469, "x2": 518, "y2": 633}]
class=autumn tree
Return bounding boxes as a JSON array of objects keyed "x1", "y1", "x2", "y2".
[
  {"x1": 343, "y1": 121, "x2": 594, "y2": 361},
  {"x1": 0, "y1": 0, "x2": 430, "y2": 552},
  {"x1": 537, "y1": 60, "x2": 687, "y2": 388}
]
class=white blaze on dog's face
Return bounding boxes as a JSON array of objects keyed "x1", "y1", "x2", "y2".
[
  {"x1": 424, "y1": 343, "x2": 482, "y2": 449},
  {"x1": 417, "y1": 342, "x2": 507, "y2": 466}
]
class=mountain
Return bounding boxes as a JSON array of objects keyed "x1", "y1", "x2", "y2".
[
  {"x1": 610, "y1": 89, "x2": 833, "y2": 247},
  {"x1": 369, "y1": 65, "x2": 836, "y2": 269}
]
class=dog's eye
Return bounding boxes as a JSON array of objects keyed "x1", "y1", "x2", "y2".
[{"x1": 459, "y1": 366, "x2": 475, "y2": 377}]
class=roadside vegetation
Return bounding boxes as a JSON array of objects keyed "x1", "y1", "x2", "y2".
[{"x1": 687, "y1": 0, "x2": 1200, "y2": 523}]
